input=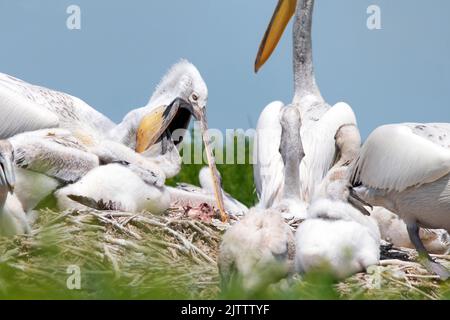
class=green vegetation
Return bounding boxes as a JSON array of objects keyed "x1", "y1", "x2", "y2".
[{"x1": 167, "y1": 134, "x2": 258, "y2": 208}]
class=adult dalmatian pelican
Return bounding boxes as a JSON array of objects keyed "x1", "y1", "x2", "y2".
[
  {"x1": 253, "y1": 0, "x2": 358, "y2": 208},
  {"x1": 0, "y1": 60, "x2": 227, "y2": 222},
  {"x1": 351, "y1": 123, "x2": 450, "y2": 280}
]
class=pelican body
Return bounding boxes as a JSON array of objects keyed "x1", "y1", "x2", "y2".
[
  {"x1": 296, "y1": 195, "x2": 380, "y2": 279},
  {"x1": 351, "y1": 123, "x2": 450, "y2": 279},
  {"x1": 0, "y1": 125, "x2": 172, "y2": 237},
  {"x1": 254, "y1": 0, "x2": 358, "y2": 208},
  {"x1": 0, "y1": 60, "x2": 229, "y2": 223}
]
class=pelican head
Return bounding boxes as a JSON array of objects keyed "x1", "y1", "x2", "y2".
[
  {"x1": 320, "y1": 173, "x2": 372, "y2": 217},
  {"x1": 135, "y1": 60, "x2": 228, "y2": 222},
  {"x1": 0, "y1": 140, "x2": 15, "y2": 194},
  {"x1": 255, "y1": 0, "x2": 298, "y2": 72},
  {"x1": 135, "y1": 60, "x2": 208, "y2": 154}
]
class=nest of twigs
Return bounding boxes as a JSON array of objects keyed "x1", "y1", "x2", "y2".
[
  {"x1": 337, "y1": 244, "x2": 450, "y2": 300},
  {"x1": 0, "y1": 207, "x2": 448, "y2": 299},
  {"x1": 0, "y1": 207, "x2": 227, "y2": 299}
]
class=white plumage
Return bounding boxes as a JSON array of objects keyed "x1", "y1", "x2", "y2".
[
  {"x1": 253, "y1": 0, "x2": 360, "y2": 207},
  {"x1": 0, "y1": 127, "x2": 167, "y2": 235},
  {"x1": 0, "y1": 141, "x2": 30, "y2": 236},
  {"x1": 296, "y1": 214, "x2": 380, "y2": 279},
  {"x1": 351, "y1": 122, "x2": 450, "y2": 279},
  {"x1": 294, "y1": 122, "x2": 380, "y2": 278},
  {"x1": 0, "y1": 60, "x2": 224, "y2": 227},
  {"x1": 0, "y1": 72, "x2": 113, "y2": 140},
  {"x1": 219, "y1": 107, "x2": 304, "y2": 290},
  {"x1": 110, "y1": 60, "x2": 209, "y2": 156},
  {"x1": 0, "y1": 193, "x2": 30, "y2": 237},
  {"x1": 352, "y1": 124, "x2": 450, "y2": 193},
  {"x1": 0, "y1": 60, "x2": 208, "y2": 180},
  {"x1": 218, "y1": 208, "x2": 295, "y2": 291},
  {"x1": 56, "y1": 164, "x2": 171, "y2": 214},
  {"x1": 296, "y1": 176, "x2": 380, "y2": 279},
  {"x1": 253, "y1": 101, "x2": 285, "y2": 209},
  {"x1": 299, "y1": 102, "x2": 357, "y2": 202},
  {"x1": 371, "y1": 207, "x2": 449, "y2": 255},
  {"x1": 352, "y1": 123, "x2": 450, "y2": 231}
]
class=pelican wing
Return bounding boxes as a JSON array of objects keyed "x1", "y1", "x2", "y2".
[
  {"x1": 300, "y1": 102, "x2": 357, "y2": 201},
  {"x1": 0, "y1": 73, "x2": 115, "y2": 138},
  {"x1": 92, "y1": 139, "x2": 166, "y2": 188},
  {"x1": 351, "y1": 124, "x2": 450, "y2": 192},
  {"x1": 0, "y1": 76, "x2": 59, "y2": 138},
  {"x1": 254, "y1": 101, "x2": 285, "y2": 208},
  {"x1": 9, "y1": 129, "x2": 100, "y2": 183},
  {"x1": 404, "y1": 123, "x2": 450, "y2": 149}
]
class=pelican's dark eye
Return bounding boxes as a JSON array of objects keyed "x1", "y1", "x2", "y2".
[{"x1": 192, "y1": 93, "x2": 199, "y2": 101}]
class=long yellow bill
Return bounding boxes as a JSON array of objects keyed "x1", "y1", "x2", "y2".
[
  {"x1": 136, "y1": 105, "x2": 169, "y2": 153},
  {"x1": 198, "y1": 113, "x2": 228, "y2": 223},
  {"x1": 255, "y1": 0, "x2": 297, "y2": 73},
  {"x1": 136, "y1": 98, "x2": 188, "y2": 154}
]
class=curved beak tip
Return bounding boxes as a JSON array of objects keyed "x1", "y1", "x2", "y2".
[{"x1": 254, "y1": 62, "x2": 260, "y2": 74}]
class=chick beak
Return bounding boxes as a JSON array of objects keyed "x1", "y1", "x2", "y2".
[{"x1": 349, "y1": 188, "x2": 373, "y2": 216}]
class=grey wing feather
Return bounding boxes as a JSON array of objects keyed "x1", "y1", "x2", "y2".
[
  {"x1": 0, "y1": 82, "x2": 59, "y2": 138},
  {"x1": 9, "y1": 129, "x2": 100, "y2": 183},
  {"x1": 351, "y1": 124, "x2": 450, "y2": 192},
  {"x1": 176, "y1": 182, "x2": 205, "y2": 193},
  {"x1": 0, "y1": 73, "x2": 116, "y2": 137},
  {"x1": 67, "y1": 195, "x2": 125, "y2": 211},
  {"x1": 405, "y1": 123, "x2": 450, "y2": 149}
]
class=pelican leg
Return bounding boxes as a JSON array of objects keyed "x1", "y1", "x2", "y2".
[
  {"x1": 10, "y1": 131, "x2": 99, "y2": 184},
  {"x1": 407, "y1": 222, "x2": 450, "y2": 280}
]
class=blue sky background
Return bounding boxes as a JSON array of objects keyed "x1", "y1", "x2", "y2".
[{"x1": 0, "y1": 0, "x2": 449, "y2": 138}]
